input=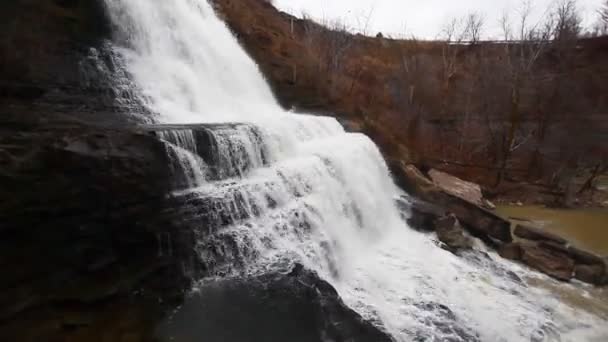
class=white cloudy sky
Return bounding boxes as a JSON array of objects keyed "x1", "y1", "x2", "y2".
[{"x1": 274, "y1": 0, "x2": 604, "y2": 39}]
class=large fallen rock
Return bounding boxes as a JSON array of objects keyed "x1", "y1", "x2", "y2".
[
  {"x1": 434, "y1": 214, "x2": 474, "y2": 253},
  {"x1": 156, "y1": 265, "x2": 394, "y2": 342},
  {"x1": 389, "y1": 162, "x2": 441, "y2": 202},
  {"x1": 513, "y1": 225, "x2": 568, "y2": 245},
  {"x1": 520, "y1": 244, "x2": 575, "y2": 281},
  {"x1": 428, "y1": 169, "x2": 494, "y2": 209},
  {"x1": 567, "y1": 246, "x2": 606, "y2": 266},
  {"x1": 498, "y1": 243, "x2": 523, "y2": 261},
  {"x1": 391, "y1": 164, "x2": 512, "y2": 243},
  {"x1": 403, "y1": 198, "x2": 447, "y2": 232},
  {"x1": 574, "y1": 264, "x2": 606, "y2": 285}
]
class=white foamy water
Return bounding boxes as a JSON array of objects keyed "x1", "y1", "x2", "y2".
[{"x1": 103, "y1": 0, "x2": 608, "y2": 341}]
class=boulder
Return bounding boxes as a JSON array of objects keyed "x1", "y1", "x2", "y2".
[
  {"x1": 389, "y1": 162, "x2": 441, "y2": 202},
  {"x1": 156, "y1": 265, "x2": 394, "y2": 342},
  {"x1": 437, "y1": 193, "x2": 512, "y2": 243},
  {"x1": 391, "y1": 165, "x2": 512, "y2": 243},
  {"x1": 520, "y1": 244, "x2": 574, "y2": 281},
  {"x1": 428, "y1": 169, "x2": 485, "y2": 207},
  {"x1": 513, "y1": 225, "x2": 567, "y2": 245},
  {"x1": 538, "y1": 241, "x2": 570, "y2": 254},
  {"x1": 434, "y1": 214, "x2": 474, "y2": 252},
  {"x1": 404, "y1": 198, "x2": 446, "y2": 231},
  {"x1": 566, "y1": 246, "x2": 605, "y2": 266},
  {"x1": 498, "y1": 243, "x2": 522, "y2": 261},
  {"x1": 574, "y1": 264, "x2": 606, "y2": 285}
]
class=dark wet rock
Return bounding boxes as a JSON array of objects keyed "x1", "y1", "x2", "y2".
[
  {"x1": 404, "y1": 198, "x2": 446, "y2": 232},
  {"x1": 412, "y1": 302, "x2": 480, "y2": 342},
  {"x1": 337, "y1": 118, "x2": 364, "y2": 132},
  {"x1": 574, "y1": 264, "x2": 606, "y2": 285},
  {"x1": 520, "y1": 244, "x2": 574, "y2": 281},
  {"x1": 392, "y1": 164, "x2": 511, "y2": 243},
  {"x1": 434, "y1": 214, "x2": 474, "y2": 253},
  {"x1": 157, "y1": 265, "x2": 394, "y2": 342},
  {"x1": 566, "y1": 246, "x2": 606, "y2": 266},
  {"x1": 0, "y1": 128, "x2": 205, "y2": 341},
  {"x1": 514, "y1": 225, "x2": 567, "y2": 245},
  {"x1": 438, "y1": 194, "x2": 512, "y2": 244},
  {"x1": 499, "y1": 243, "x2": 523, "y2": 261},
  {"x1": 390, "y1": 163, "x2": 440, "y2": 202},
  {"x1": 538, "y1": 240, "x2": 571, "y2": 255}
]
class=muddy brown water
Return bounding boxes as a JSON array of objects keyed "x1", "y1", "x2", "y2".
[
  {"x1": 496, "y1": 205, "x2": 608, "y2": 256},
  {"x1": 497, "y1": 204, "x2": 608, "y2": 321}
]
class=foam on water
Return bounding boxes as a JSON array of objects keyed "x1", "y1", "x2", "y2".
[{"x1": 103, "y1": 0, "x2": 608, "y2": 340}]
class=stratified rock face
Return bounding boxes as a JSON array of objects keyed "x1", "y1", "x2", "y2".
[
  {"x1": 1, "y1": 0, "x2": 145, "y2": 130},
  {"x1": 514, "y1": 225, "x2": 568, "y2": 245},
  {"x1": 157, "y1": 266, "x2": 394, "y2": 342},
  {"x1": 428, "y1": 169, "x2": 485, "y2": 207},
  {"x1": 574, "y1": 264, "x2": 606, "y2": 285},
  {"x1": 0, "y1": 127, "x2": 205, "y2": 341},
  {"x1": 498, "y1": 243, "x2": 523, "y2": 261},
  {"x1": 520, "y1": 244, "x2": 575, "y2": 281}
]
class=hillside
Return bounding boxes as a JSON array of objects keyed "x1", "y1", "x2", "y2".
[{"x1": 212, "y1": 0, "x2": 608, "y2": 207}]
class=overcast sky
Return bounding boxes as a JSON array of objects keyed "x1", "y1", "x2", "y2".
[{"x1": 274, "y1": 0, "x2": 604, "y2": 39}]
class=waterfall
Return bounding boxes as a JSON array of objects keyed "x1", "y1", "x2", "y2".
[{"x1": 102, "y1": 1, "x2": 607, "y2": 341}]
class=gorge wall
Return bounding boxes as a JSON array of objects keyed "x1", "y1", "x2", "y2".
[
  {"x1": 212, "y1": 0, "x2": 608, "y2": 205},
  {"x1": 0, "y1": 1, "x2": 200, "y2": 340},
  {"x1": 0, "y1": 1, "x2": 399, "y2": 341}
]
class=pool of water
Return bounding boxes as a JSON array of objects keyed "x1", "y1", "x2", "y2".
[{"x1": 496, "y1": 205, "x2": 608, "y2": 256}]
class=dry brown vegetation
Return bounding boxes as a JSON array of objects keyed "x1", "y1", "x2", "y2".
[{"x1": 212, "y1": 0, "x2": 608, "y2": 206}]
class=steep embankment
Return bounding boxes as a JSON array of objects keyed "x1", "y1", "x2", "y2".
[{"x1": 212, "y1": 0, "x2": 608, "y2": 206}]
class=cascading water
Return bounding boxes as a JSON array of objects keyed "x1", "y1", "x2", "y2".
[{"x1": 102, "y1": 0, "x2": 607, "y2": 341}]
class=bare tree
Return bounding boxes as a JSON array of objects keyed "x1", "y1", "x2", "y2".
[
  {"x1": 440, "y1": 17, "x2": 466, "y2": 89},
  {"x1": 492, "y1": 0, "x2": 554, "y2": 186},
  {"x1": 552, "y1": 0, "x2": 582, "y2": 43},
  {"x1": 596, "y1": 0, "x2": 608, "y2": 35},
  {"x1": 464, "y1": 12, "x2": 485, "y2": 44},
  {"x1": 599, "y1": 0, "x2": 608, "y2": 25}
]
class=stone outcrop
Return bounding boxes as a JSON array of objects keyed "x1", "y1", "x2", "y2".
[
  {"x1": 499, "y1": 227, "x2": 607, "y2": 284},
  {"x1": 393, "y1": 163, "x2": 511, "y2": 243},
  {"x1": 498, "y1": 243, "x2": 523, "y2": 261},
  {"x1": 513, "y1": 225, "x2": 568, "y2": 245},
  {"x1": 0, "y1": 125, "x2": 206, "y2": 341},
  {"x1": 520, "y1": 243, "x2": 575, "y2": 281},
  {"x1": 405, "y1": 198, "x2": 446, "y2": 232},
  {"x1": 428, "y1": 169, "x2": 491, "y2": 209},
  {"x1": 574, "y1": 264, "x2": 606, "y2": 285},
  {"x1": 157, "y1": 265, "x2": 395, "y2": 342},
  {"x1": 393, "y1": 165, "x2": 607, "y2": 286},
  {"x1": 434, "y1": 214, "x2": 474, "y2": 253}
]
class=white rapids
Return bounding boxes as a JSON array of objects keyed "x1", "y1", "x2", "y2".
[{"x1": 102, "y1": 0, "x2": 608, "y2": 341}]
